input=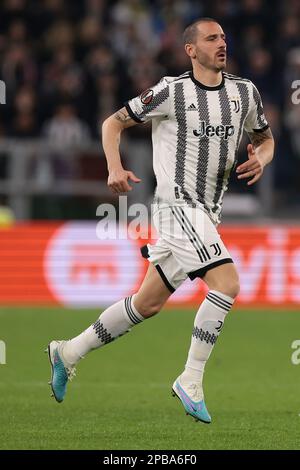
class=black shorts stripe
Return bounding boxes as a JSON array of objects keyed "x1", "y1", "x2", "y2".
[
  {"x1": 171, "y1": 208, "x2": 205, "y2": 261},
  {"x1": 174, "y1": 207, "x2": 210, "y2": 262},
  {"x1": 207, "y1": 292, "x2": 232, "y2": 309},
  {"x1": 155, "y1": 265, "x2": 175, "y2": 293},
  {"x1": 178, "y1": 207, "x2": 211, "y2": 260},
  {"x1": 173, "y1": 207, "x2": 209, "y2": 261},
  {"x1": 140, "y1": 244, "x2": 150, "y2": 259},
  {"x1": 171, "y1": 208, "x2": 206, "y2": 263},
  {"x1": 188, "y1": 258, "x2": 234, "y2": 280}
]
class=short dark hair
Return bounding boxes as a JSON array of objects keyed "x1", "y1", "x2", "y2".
[{"x1": 183, "y1": 17, "x2": 219, "y2": 44}]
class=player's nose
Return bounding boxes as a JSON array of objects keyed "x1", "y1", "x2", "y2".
[
  {"x1": 218, "y1": 37, "x2": 226, "y2": 48},
  {"x1": 218, "y1": 41, "x2": 226, "y2": 49}
]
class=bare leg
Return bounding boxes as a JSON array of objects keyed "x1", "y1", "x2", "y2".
[
  {"x1": 133, "y1": 263, "x2": 173, "y2": 318},
  {"x1": 202, "y1": 262, "x2": 240, "y2": 298}
]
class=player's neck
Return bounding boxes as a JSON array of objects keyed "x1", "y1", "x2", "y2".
[{"x1": 192, "y1": 65, "x2": 223, "y2": 88}]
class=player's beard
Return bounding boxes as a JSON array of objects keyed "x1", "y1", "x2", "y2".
[
  {"x1": 214, "y1": 62, "x2": 226, "y2": 72},
  {"x1": 195, "y1": 48, "x2": 226, "y2": 72}
]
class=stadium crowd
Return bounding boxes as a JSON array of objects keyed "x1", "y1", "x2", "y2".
[{"x1": 0, "y1": 0, "x2": 299, "y2": 208}]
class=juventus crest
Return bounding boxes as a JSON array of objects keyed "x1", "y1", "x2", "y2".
[
  {"x1": 230, "y1": 97, "x2": 240, "y2": 113},
  {"x1": 210, "y1": 243, "x2": 222, "y2": 256}
]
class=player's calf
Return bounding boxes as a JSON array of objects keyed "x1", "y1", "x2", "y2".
[
  {"x1": 133, "y1": 262, "x2": 173, "y2": 318},
  {"x1": 133, "y1": 296, "x2": 165, "y2": 318}
]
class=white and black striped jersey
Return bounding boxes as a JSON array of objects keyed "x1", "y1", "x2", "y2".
[{"x1": 125, "y1": 71, "x2": 269, "y2": 225}]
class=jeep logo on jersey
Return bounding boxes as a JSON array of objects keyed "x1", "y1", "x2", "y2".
[
  {"x1": 140, "y1": 89, "x2": 153, "y2": 105},
  {"x1": 193, "y1": 121, "x2": 235, "y2": 139}
]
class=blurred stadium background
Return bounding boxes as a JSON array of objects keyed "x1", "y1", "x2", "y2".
[{"x1": 1, "y1": 0, "x2": 300, "y2": 451}]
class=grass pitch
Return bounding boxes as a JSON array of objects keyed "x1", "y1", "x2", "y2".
[{"x1": 0, "y1": 306, "x2": 300, "y2": 450}]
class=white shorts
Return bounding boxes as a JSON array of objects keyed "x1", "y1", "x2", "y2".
[{"x1": 141, "y1": 204, "x2": 233, "y2": 292}]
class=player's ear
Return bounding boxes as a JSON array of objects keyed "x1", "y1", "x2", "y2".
[{"x1": 185, "y1": 43, "x2": 196, "y2": 59}]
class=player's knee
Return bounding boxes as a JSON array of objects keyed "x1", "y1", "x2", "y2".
[
  {"x1": 204, "y1": 263, "x2": 240, "y2": 299},
  {"x1": 218, "y1": 278, "x2": 240, "y2": 299}
]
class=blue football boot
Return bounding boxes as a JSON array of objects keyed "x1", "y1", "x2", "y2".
[
  {"x1": 46, "y1": 340, "x2": 76, "y2": 403},
  {"x1": 172, "y1": 376, "x2": 211, "y2": 424}
]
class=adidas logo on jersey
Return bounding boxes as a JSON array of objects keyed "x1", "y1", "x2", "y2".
[
  {"x1": 187, "y1": 103, "x2": 198, "y2": 111},
  {"x1": 193, "y1": 121, "x2": 235, "y2": 140}
]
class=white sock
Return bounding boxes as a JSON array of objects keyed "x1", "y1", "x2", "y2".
[
  {"x1": 180, "y1": 290, "x2": 234, "y2": 396},
  {"x1": 62, "y1": 295, "x2": 144, "y2": 365}
]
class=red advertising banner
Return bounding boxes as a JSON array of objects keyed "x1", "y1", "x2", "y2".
[{"x1": 0, "y1": 222, "x2": 299, "y2": 307}]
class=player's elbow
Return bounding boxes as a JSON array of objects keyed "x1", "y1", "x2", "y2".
[
  {"x1": 101, "y1": 115, "x2": 113, "y2": 132},
  {"x1": 101, "y1": 115, "x2": 123, "y2": 138},
  {"x1": 100, "y1": 117, "x2": 108, "y2": 137}
]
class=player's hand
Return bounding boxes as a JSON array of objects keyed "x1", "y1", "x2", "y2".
[
  {"x1": 236, "y1": 144, "x2": 264, "y2": 186},
  {"x1": 107, "y1": 168, "x2": 141, "y2": 194}
]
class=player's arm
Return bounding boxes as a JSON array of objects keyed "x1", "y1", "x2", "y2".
[
  {"x1": 102, "y1": 107, "x2": 141, "y2": 194},
  {"x1": 236, "y1": 127, "x2": 275, "y2": 186}
]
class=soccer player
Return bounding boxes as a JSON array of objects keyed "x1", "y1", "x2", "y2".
[{"x1": 47, "y1": 18, "x2": 274, "y2": 423}]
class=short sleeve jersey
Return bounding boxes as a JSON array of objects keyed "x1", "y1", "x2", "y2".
[{"x1": 125, "y1": 71, "x2": 269, "y2": 224}]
